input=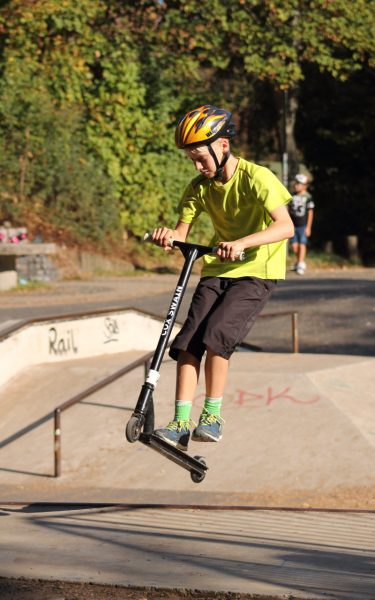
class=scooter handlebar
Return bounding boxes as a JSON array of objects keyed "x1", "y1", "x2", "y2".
[{"x1": 143, "y1": 233, "x2": 245, "y2": 261}]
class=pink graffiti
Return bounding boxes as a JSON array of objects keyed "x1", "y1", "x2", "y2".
[{"x1": 193, "y1": 387, "x2": 320, "y2": 408}]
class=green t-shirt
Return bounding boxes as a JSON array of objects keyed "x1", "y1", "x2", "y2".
[{"x1": 178, "y1": 158, "x2": 292, "y2": 279}]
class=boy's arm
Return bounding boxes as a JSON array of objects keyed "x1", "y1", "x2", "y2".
[
  {"x1": 151, "y1": 220, "x2": 192, "y2": 251},
  {"x1": 305, "y1": 209, "x2": 314, "y2": 237},
  {"x1": 216, "y1": 205, "x2": 294, "y2": 262}
]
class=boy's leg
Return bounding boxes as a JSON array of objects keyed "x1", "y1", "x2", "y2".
[
  {"x1": 176, "y1": 350, "x2": 201, "y2": 401},
  {"x1": 291, "y1": 241, "x2": 299, "y2": 258},
  {"x1": 297, "y1": 243, "x2": 307, "y2": 274},
  {"x1": 298, "y1": 243, "x2": 306, "y2": 264},
  {"x1": 193, "y1": 277, "x2": 275, "y2": 443},
  {"x1": 153, "y1": 350, "x2": 200, "y2": 451},
  {"x1": 154, "y1": 277, "x2": 223, "y2": 450},
  {"x1": 204, "y1": 347, "x2": 229, "y2": 398},
  {"x1": 290, "y1": 242, "x2": 299, "y2": 270},
  {"x1": 192, "y1": 347, "x2": 228, "y2": 443}
]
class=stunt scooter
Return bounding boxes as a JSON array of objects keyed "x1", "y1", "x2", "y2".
[{"x1": 125, "y1": 234, "x2": 244, "y2": 483}]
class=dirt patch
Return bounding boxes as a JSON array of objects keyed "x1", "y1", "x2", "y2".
[
  {"x1": 228, "y1": 484, "x2": 375, "y2": 510},
  {"x1": 0, "y1": 578, "x2": 310, "y2": 600}
]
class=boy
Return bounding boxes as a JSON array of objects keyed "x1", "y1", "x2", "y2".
[
  {"x1": 151, "y1": 104, "x2": 294, "y2": 451},
  {"x1": 288, "y1": 174, "x2": 314, "y2": 275}
]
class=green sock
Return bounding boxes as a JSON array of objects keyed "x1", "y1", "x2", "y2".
[
  {"x1": 203, "y1": 396, "x2": 223, "y2": 417},
  {"x1": 174, "y1": 400, "x2": 192, "y2": 422}
]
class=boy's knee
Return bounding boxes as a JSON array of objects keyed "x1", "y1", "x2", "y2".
[
  {"x1": 206, "y1": 346, "x2": 228, "y2": 359},
  {"x1": 177, "y1": 349, "x2": 200, "y2": 367}
]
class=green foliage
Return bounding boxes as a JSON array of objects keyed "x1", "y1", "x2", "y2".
[
  {"x1": 0, "y1": 0, "x2": 204, "y2": 242},
  {"x1": 0, "y1": 80, "x2": 120, "y2": 242},
  {"x1": 236, "y1": 0, "x2": 374, "y2": 86},
  {"x1": 0, "y1": 0, "x2": 373, "y2": 256},
  {"x1": 146, "y1": 0, "x2": 374, "y2": 87}
]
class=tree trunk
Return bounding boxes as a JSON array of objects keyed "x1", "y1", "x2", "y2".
[{"x1": 277, "y1": 87, "x2": 301, "y2": 189}]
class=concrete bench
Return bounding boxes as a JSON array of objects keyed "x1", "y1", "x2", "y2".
[{"x1": 0, "y1": 243, "x2": 57, "y2": 291}]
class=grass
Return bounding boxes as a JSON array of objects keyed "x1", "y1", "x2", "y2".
[
  {"x1": 1, "y1": 279, "x2": 52, "y2": 294},
  {"x1": 287, "y1": 249, "x2": 361, "y2": 270}
]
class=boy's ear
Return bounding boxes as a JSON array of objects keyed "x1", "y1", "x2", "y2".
[{"x1": 221, "y1": 137, "x2": 230, "y2": 151}]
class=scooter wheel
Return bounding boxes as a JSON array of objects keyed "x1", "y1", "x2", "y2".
[
  {"x1": 191, "y1": 456, "x2": 207, "y2": 484},
  {"x1": 125, "y1": 415, "x2": 142, "y2": 443}
]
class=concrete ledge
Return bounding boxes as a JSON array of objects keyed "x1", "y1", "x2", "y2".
[
  {"x1": 0, "y1": 308, "x2": 180, "y2": 388},
  {"x1": 0, "y1": 270, "x2": 17, "y2": 291},
  {"x1": 0, "y1": 243, "x2": 57, "y2": 289},
  {"x1": 0, "y1": 243, "x2": 56, "y2": 256}
]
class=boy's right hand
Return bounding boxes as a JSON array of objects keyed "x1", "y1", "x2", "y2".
[{"x1": 151, "y1": 227, "x2": 177, "y2": 252}]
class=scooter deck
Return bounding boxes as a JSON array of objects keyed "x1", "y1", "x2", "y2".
[{"x1": 139, "y1": 432, "x2": 208, "y2": 477}]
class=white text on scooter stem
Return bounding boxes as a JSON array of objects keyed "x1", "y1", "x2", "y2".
[{"x1": 161, "y1": 286, "x2": 183, "y2": 336}]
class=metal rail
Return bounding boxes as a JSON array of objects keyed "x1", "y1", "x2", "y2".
[
  {"x1": 258, "y1": 310, "x2": 299, "y2": 353},
  {"x1": 53, "y1": 348, "x2": 157, "y2": 477},
  {"x1": 52, "y1": 310, "x2": 298, "y2": 478}
]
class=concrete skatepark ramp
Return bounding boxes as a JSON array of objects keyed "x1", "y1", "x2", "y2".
[
  {"x1": 0, "y1": 346, "x2": 374, "y2": 506},
  {"x1": 1, "y1": 307, "x2": 374, "y2": 598}
]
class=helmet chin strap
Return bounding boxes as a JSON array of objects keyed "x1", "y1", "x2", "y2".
[{"x1": 207, "y1": 144, "x2": 231, "y2": 181}]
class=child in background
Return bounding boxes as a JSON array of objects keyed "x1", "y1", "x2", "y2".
[{"x1": 288, "y1": 174, "x2": 314, "y2": 275}]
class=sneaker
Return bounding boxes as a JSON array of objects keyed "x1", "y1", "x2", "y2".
[
  {"x1": 154, "y1": 420, "x2": 191, "y2": 451},
  {"x1": 290, "y1": 263, "x2": 298, "y2": 272},
  {"x1": 192, "y1": 411, "x2": 224, "y2": 442},
  {"x1": 296, "y1": 261, "x2": 306, "y2": 275}
]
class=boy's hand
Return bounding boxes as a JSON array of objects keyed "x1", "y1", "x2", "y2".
[
  {"x1": 151, "y1": 227, "x2": 179, "y2": 252},
  {"x1": 216, "y1": 241, "x2": 245, "y2": 262}
]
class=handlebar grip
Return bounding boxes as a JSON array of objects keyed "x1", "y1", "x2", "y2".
[
  {"x1": 143, "y1": 232, "x2": 174, "y2": 247},
  {"x1": 212, "y1": 246, "x2": 245, "y2": 261},
  {"x1": 143, "y1": 233, "x2": 246, "y2": 261}
]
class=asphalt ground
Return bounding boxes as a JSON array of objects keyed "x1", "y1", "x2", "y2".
[
  {"x1": 1, "y1": 504, "x2": 374, "y2": 600},
  {"x1": 1, "y1": 266, "x2": 374, "y2": 600},
  {"x1": 0, "y1": 267, "x2": 374, "y2": 356}
]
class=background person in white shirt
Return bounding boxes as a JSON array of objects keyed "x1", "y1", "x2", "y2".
[{"x1": 288, "y1": 173, "x2": 314, "y2": 275}]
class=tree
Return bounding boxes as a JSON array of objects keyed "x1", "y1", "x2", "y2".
[
  {"x1": 1, "y1": 0, "x2": 374, "y2": 253},
  {"x1": 152, "y1": 1, "x2": 374, "y2": 178},
  {"x1": 0, "y1": 78, "x2": 120, "y2": 243},
  {"x1": 296, "y1": 65, "x2": 375, "y2": 263},
  {"x1": 0, "y1": 0, "x2": 194, "y2": 240},
  {"x1": 147, "y1": 0, "x2": 375, "y2": 256}
]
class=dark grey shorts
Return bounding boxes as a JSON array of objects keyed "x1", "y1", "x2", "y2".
[{"x1": 169, "y1": 276, "x2": 277, "y2": 362}]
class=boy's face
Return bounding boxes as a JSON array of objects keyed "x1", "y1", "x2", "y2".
[
  {"x1": 294, "y1": 181, "x2": 307, "y2": 193},
  {"x1": 185, "y1": 139, "x2": 226, "y2": 179}
]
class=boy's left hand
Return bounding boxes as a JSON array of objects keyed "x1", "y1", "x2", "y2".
[{"x1": 216, "y1": 241, "x2": 245, "y2": 262}]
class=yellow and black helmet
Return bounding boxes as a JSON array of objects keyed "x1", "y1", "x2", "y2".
[{"x1": 175, "y1": 105, "x2": 236, "y2": 149}]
